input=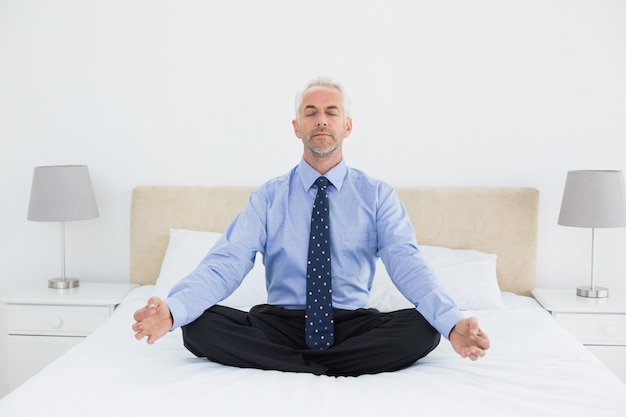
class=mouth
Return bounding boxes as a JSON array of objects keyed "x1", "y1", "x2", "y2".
[{"x1": 312, "y1": 129, "x2": 332, "y2": 138}]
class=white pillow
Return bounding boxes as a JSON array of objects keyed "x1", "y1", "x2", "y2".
[
  {"x1": 421, "y1": 245, "x2": 503, "y2": 310},
  {"x1": 368, "y1": 245, "x2": 503, "y2": 311},
  {"x1": 153, "y1": 229, "x2": 222, "y2": 299},
  {"x1": 153, "y1": 229, "x2": 267, "y2": 308}
]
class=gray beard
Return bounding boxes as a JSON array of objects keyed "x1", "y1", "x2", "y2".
[
  {"x1": 307, "y1": 142, "x2": 340, "y2": 158},
  {"x1": 303, "y1": 128, "x2": 343, "y2": 158}
]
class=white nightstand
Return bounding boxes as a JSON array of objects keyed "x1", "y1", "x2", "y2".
[
  {"x1": 531, "y1": 288, "x2": 626, "y2": 383},
  {"x1": 1, "y1": 282, "x2": 138, "y2": 391}
]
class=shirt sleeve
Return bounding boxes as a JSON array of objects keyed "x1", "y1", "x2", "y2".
[
  {"x1": 375, "y1": 185, "x2": 464, "y2": 339},
  {"x1": 165, "y1": 190, "x2": 267, "y2": 329}
]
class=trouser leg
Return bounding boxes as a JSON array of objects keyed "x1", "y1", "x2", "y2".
[
  {"x1": 181, "y1": 305, "x2": 440, "y2": 377},
  {"x1": 182, "y1": 305, "x2": 327, "y2": 374},
  {"x1": 306, "y1": 308, "x2": 441, "y2": 376}
]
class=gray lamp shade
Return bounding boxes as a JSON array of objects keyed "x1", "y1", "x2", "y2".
[
  {"x1": 558, "y1": 170, "x2": 626, "y2": 228},
  {"x1": 28, "y1": 165, "x2": 99, "y2": 222}
]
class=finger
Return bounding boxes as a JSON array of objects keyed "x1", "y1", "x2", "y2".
[
  {"x1": 133, "y1": 306, "x2": 155, "y2": 321},
  {"x1": 474, "y1": 346, "x2": 486, "y2": 358},
  {"x1": 147, "y1": 331, "x2": 163, "y2": 345},
  {"x1": 467, "y1": 347, "x2": 485, "y2": 361},
  {"x1": 467, "y1": 317, "x2": 480, "y2": 335},
  {"x1": 133, "y1": 309, "x2": 146, "y2": 321},
  {"x1": 134, "y1": 329, "x2": 144, "y2": 340},
  {"x1": 471, "y1": 333, "x2": 490, "y2": 350},
  {"x1": 147, "y1": 296, "x2": 162, "y2": 308}
]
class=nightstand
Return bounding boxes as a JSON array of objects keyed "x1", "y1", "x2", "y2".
[
  {"x1": 531, "y1": 288, "x2": 626, "y2": 383},
  {"x1": 1, "y1": 282, "x2": 138, "y2": 391}
]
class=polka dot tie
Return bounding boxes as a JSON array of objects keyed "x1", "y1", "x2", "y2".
[{"x1": 305, "y1": 176, "x2": 334, "y2": 350}]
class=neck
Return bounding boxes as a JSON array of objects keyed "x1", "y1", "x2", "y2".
[{"x1": 303, "y1": 152, "x2": 342, "y2": 175}]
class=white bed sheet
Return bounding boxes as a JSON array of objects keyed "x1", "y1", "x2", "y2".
[{"x1": 2, "y1": 286, "x2": 625, "y2": 417}]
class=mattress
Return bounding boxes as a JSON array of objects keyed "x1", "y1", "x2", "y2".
[{"x1": 2, "y1": 285, "x2": 625, "y2": 417}]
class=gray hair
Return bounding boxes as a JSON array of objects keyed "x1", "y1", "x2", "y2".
[{"x1": 294, "y1": 76, "x2": 352, "y2": 122}]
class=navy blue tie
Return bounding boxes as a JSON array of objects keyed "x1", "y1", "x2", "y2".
[{"x1": 305, "y1": 176, "x2": 334, "y2": 349}]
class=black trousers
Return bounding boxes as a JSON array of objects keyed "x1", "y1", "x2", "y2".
[{"x1": 182, "y1": 304, "x2": 440, "y2": 376}]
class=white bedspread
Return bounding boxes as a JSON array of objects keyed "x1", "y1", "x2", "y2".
[{"x1": 2, "y1": 286, "x2": 625, "y2": 417}]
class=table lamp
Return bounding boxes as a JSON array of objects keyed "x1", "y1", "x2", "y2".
[
  {"x1": 27, "y1": 165, "x2": 99, "y2": 289},
  {"x1": 558, "y1": 170, "x2": 626, "y2": 298}
]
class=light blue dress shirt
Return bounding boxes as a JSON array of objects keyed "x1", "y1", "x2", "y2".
[{"x1": 166, "y1": 158, "x2": 464, "y2": 338}]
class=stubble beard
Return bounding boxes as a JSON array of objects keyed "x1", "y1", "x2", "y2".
[{"x1": 303, "y1": 128, "x2": 344, "y2": 159}]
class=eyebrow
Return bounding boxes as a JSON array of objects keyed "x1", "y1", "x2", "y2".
[{"x1": 303, "y1": 104, "x2": 341, "y2": 112}]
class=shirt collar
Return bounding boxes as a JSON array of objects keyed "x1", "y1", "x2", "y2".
[{"x1": 298, "y1": 157, "x2": 347, "y2": 191}]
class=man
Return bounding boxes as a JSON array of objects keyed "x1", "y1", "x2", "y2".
[{"x1": 133, "y1": 77, "x2": 490, "y2": 376}]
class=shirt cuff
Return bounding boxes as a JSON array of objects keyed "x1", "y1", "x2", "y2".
[
  {"x1": 432, "y1": 307, "x2": 465, "y2": 340},
  {"x1": 165, "y1": 296, "x2": 190, "y2": 330}
]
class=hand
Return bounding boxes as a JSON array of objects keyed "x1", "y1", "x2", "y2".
[
  {"x1": 132, "y1": 296, "x2": 173, "y2": 344},
  {"x1": 449, "y1": 317, "x2": 490, "y2": 361}
]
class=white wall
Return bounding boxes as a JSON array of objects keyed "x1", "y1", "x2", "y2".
[{"x1": 1, "y1": 0, "x2": 626, "y2": 394}]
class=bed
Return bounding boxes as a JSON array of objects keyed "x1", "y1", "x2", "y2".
[{"x1": 2, "y1": 185, "x2": 626, "y2": 417}]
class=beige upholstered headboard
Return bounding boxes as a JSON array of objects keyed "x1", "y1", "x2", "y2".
[{"x1": 130, "y1": 186, "x2": 539, "y2": 295}]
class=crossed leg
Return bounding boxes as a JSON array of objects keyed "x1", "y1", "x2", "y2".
[{"x1": 181, "y1": 304, "x2": 441, "y2": 376}]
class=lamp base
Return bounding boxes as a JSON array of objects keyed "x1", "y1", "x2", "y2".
[
  {"x1": 576, "y1": 286, "x2": 608, "y2": 298},
  {"x1": 48, "y1": 278, "x2": 80, "y2": 289}
]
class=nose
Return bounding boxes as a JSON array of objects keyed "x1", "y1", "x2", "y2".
[{"x1": 316, "y1": 117, "x2": 328, "y2": 127}]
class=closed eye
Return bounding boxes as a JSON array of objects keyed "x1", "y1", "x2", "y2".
[{"x1": 325, "y1": 105, "x2": 340, "y2": 116}]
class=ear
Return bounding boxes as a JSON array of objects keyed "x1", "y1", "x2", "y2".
[
  {"x1": 344, "y1": 117, "x2": 353, "y2": 137},
  {"x1": 292, "y1": 119, "x2": 302, "y2": 138}
]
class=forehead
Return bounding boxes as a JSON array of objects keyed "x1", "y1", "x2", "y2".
[{"x1": 300, "y1": 85, "x2": 344, "y2": 111}]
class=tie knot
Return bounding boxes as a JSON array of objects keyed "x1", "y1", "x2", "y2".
[{"x1": 315, "y1": 176, "x2": 329, "y2": 190}]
